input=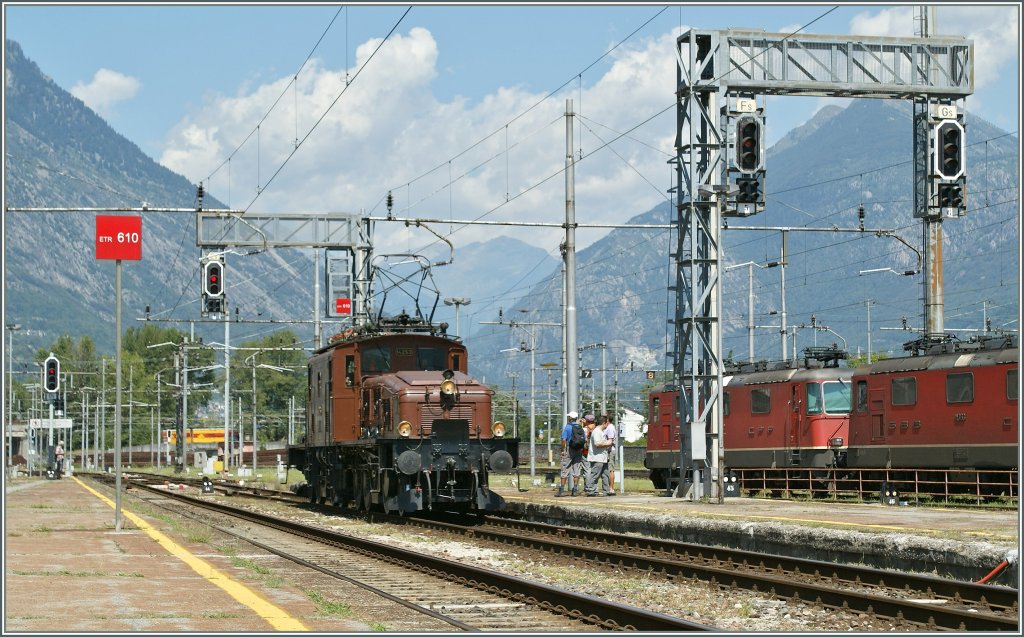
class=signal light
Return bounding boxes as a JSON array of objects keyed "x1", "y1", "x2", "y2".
[
  {"x1": 203, "y1": 259, "x2": 224, "y2": 299},
  {"x1": 44, "y1": 355, "x2": 60, "y2": 393},
  {"x1": 735, "y1": 116, "x2": 763, "y2": 173},
  {"x1": 735, "y1": 176, "x2": 761, "y2": 204},
  {"x1": 933, "y1": 120, "x2": 965, "y2": 180},
  {"x1": 937, "y1": 182, "x2": 964, "y2": 209}
]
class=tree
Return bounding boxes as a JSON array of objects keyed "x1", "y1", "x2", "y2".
[{"x1": 230, "y1": 330, "x2": 307, "y2": 444}]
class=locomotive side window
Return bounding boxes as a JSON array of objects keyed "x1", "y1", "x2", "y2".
[
  {"x1": 891, "y1": 377, "x2": 917, "y2": 406},
  {"x1": 723, "y1": 392, "x2": 730, "y2": 416},
  {"x1": 805, "y1": 383, "x2": 823, "y2": 414},
  {"x1": 751, "y1": 388, "x2": 770, "y2": 414},
  {"x1": 856, "y1": 380, "x2": 868, "y2": 412},
  {"x1": 1008, "y1": 369, "x2": 1019, "y2": 401},
  {"x1": 345, "y1": 355, "x2": 356, "y2": 387},
  {"x1": 946, "y1": 372, "x2": 974, "y2": 404},
  {"x1": 822, "y1": 380, "x2": 852, "y2": 413},
  {"x1": 417, "y1": 347, "x2": 446, "y2": 371},
  {"x1": 452, "y1": 353, "x2": 462, "y2": 372},
  {"x1": 651, "y1": 396, "x2": 660, "y2": 421},
  {"x1": 362, "y1": 346, "x2": 391, "y2": 373}
]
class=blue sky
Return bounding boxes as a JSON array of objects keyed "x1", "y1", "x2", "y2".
[{"x1": 5, "y1": 3, "x2": 1020, "y2": 254}]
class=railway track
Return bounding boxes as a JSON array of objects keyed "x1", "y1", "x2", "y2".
[
  {"x1": 389, "y1": 513, "x2": 1018, "y2": 632},
  {"x1": 118, "y1": 471, "x2": 1018, "y2": 631},
  {"x1": 104, "y1": 474, "x2": 711, "y2": 631}
]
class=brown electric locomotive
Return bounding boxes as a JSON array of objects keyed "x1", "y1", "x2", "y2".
[{"x1": 289, "y1": 313, "x2": 518, "y2": 514}]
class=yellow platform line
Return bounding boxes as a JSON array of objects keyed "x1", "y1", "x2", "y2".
[{"x1": 73, "y1": 477, "x2": 308, "y2": 631}]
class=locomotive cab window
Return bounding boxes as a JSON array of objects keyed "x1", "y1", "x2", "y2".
[
  {"x1": 823, "y1": 380, "x2": 852, "y2": 414},
  {"x1": 362, "y1": 346, "x2": 391, "y2": 373},
  {"x1": 891, "y1": 377, "x2": 917, "y2": 406},
  {"x1": 1008, "y1": 369, "x2": 1018, "y2": 401},
  {"x1": 805, "y1": 383, "x2": 823, "y2": 414},
  {"x1": 723, "y1": 392, "x2": 730, "y2": 417},
  {"x1": 416, "y1": 347, "x2": 446, "y2": 371},
  {"x1": 946, "y1": 372, "x2": 974, "y2": 404},
  {"x1": 751, "y1": 388, "x2": 770, "y2": 414}
]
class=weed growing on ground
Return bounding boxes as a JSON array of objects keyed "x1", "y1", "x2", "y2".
[
  {"x1": 307, "y1": 590, "x2": 353, "y2": 617},
  {"x1": 230, "y1": 556, "x2": 270, "y2": 575},
  {"x1": 184, "y1": 525, "x2": 212, "y2": 544}
]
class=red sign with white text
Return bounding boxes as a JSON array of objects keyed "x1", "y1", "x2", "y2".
[
  {"x1": 335, "y1": 298, "x2": 352, "y2": 315},
  {"x1": 96, "y1": 215, "x2": 143, "y2": 260}
]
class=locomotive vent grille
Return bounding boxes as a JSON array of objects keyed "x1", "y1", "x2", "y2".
[{"x1": 419, "y1": 404, "x2": 474, "y2": 435}]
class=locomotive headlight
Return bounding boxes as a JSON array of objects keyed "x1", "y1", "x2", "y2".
[
  {"x1": 398, "y1": 421, "x2": 413, "y2": 437},
  {"x1": 440, "y1": 379, "x2": 457, "y2": 396},
  {"x1": 829, "y1": 437, "x2": 844, "y2": 448},
  {"x1": 492, "y1": 421, "x2": 506, "y2": 437}
]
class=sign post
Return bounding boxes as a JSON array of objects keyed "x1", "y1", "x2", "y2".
[{"x1": 96, "y1": 215, "x2": 142, "y2": 532}]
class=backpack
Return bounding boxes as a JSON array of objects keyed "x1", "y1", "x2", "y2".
[{"x1": 568, "y1": 423, "x2": 586, "y2": 450}]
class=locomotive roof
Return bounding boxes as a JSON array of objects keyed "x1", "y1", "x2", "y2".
[
  {"x1": 860, "y1": 343, "x2": 1018, "y2": 374},
  {"x1": 724, "y1": 365, "x2": 854, "y2": 386},
  {"x1": 317, "y1": 328, "x2": 464, "y2": 354}
]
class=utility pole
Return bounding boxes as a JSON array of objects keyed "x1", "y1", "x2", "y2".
[{"x1": 563, "y1": 98, "x2": 580, "y2": 419}]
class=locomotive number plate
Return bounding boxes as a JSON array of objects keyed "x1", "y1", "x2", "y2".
[{"x1": 396, "y1": 347, "x2": 413, "y2": 356}]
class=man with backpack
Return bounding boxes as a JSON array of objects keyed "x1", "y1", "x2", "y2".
[{"x1": 557, "y1": 411, "x2": 586, "y2": 497}]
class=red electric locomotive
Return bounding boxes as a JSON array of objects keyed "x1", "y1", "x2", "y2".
[
  {"x1": 289, "y1": 313, "x2": 518, "y2": 514},
  {"x1": 846, "y1": 334, "x2": 1018, "y2": 471},
  {"x1": 644, "y1": 348, "x2": 852, "y2": 489}
]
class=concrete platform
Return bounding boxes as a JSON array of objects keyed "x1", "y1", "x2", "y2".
[
  {"x1": 2, "y1": 476, "x2": 446, "y2": 633},
  {"x1": 489, "y1": 479, "x2": 1020, "y2": 587}
]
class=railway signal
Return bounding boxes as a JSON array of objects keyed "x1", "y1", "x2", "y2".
[
  {"x1": 203, "y1": 259, "x2": 224, "y2": 298},
  {"x1": 202, "y1": 256, "x2": 225, "y2": 314},
  {"x1": 44, "y1": 355, "x2": 60, "y2": 392},
  {"x1": 734, "y1": 115, "x2": 763, "y2": 174},
  {"x1": 933, "y1": 119, "x2": 965, "y2": 180}
]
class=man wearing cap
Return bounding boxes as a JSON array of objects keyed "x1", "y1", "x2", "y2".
[{"x1": 557, "y1": 411, "x2": 584, "y2": 497}]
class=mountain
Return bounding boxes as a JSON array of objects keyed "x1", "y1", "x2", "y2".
[{"x1": 5, "y1": 39, "x2": 338, "y2": 355}]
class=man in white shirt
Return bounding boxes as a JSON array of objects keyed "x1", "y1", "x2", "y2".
[
  {"x1": 603, "y1": 416, "x2": 618, "y2": 493},
  {"x1": 584, "y1": 417, "x2": 613, "y2": 496}
]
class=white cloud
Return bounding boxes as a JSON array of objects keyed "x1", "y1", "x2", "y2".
[
  {"x1": 160, "y1": 27, "x2": 680, "y2": 250},
  {"x1": 70, "y1": 68, "x2": 141, "y2": 116}
]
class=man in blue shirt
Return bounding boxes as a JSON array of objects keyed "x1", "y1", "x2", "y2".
[{"x1": 557, "y1": 412, "x2": 585, "y2": 496}]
